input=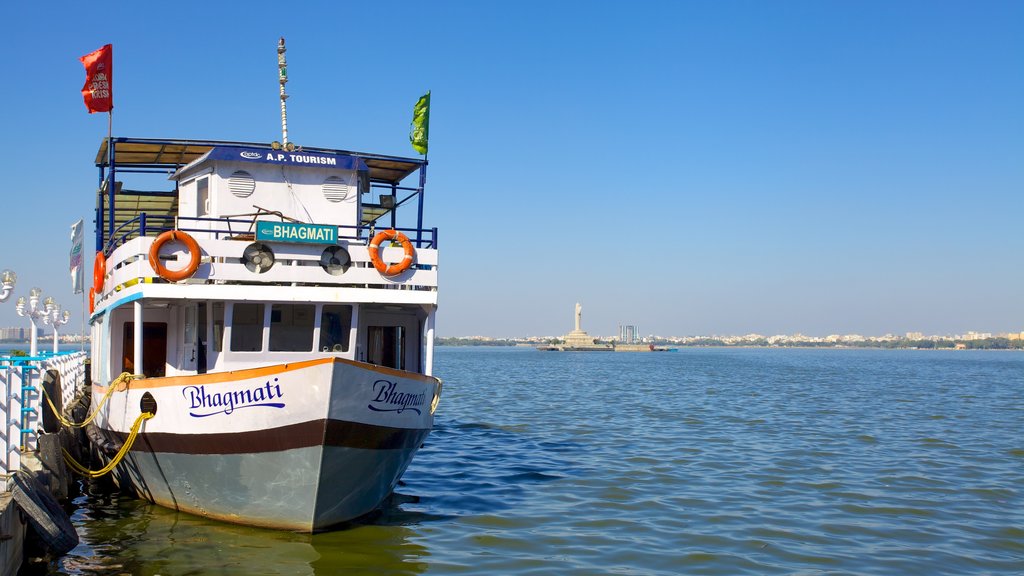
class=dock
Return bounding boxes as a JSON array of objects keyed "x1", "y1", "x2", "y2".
[
  {"x1": 537, "y1": 344, "x2": 676, "y2": 352},
  {"x1": 0, "y1": 351, "x2": 87, "y2": 572}
]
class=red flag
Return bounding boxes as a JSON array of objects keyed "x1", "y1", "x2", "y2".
[{"x1": 80, "y1": 44, "x2": 113, "y2": 113}]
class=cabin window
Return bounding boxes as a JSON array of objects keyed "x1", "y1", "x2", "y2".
[
  {"x1": 319, "y1": 305, "x2": 353, "y2": 352},
  {"x1": 197, "y1": 176, "x2": 210, "y2": 217},
  {"x1": 230, "y1": 303, "x2": 265, "y2": 352},
  {"x1": 212, "y1": 302, "x2": 225, "y2": 352},
  {"x1": 269, "y1": 304, "x2": 315, "y2": 351},
  {"x1": 368, "y1": 326, "x2": 405, "y2": 370}
]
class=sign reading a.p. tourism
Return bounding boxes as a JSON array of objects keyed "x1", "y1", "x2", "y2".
[{"x1": 255, "y1": 221, "x2": 338, "y2": 245}]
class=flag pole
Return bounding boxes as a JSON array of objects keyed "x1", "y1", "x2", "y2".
[
  {"x1": 81, "y1": 288, "x2": 86, "y2": 352},
  {"x1": 99, "y1": 100, "x2": 111, "y2": 353}
]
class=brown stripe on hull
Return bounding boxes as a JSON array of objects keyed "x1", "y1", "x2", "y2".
[
  {"x1": 324, "y1": 419, "x2": 429, "y2": 450},
  {"x1": 95, "y1": 419, "x2": 430, "y2": 455}
]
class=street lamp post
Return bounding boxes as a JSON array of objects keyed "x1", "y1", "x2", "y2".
[
  {"x1": 44, "y1": 303, "x2": 72, "y2": 354},
  {"x1": 16, "y1": 288, "x2": 52, "y2": 357},
  {"x1": 0, "y1": 269, "x2": 16, "y2": 302}
]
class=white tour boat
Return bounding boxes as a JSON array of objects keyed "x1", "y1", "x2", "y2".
[{"x1": 85, "y1": 131, "x2": 441, "y2": 531}]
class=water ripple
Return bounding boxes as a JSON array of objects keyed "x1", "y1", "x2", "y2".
[{"x1": 28, "y1": 348, "x2": 1024, "y2": 575}]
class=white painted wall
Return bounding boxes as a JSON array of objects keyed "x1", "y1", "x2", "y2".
[{"x1": 205, "y1": 161, "x2": 359, "y2": 228}]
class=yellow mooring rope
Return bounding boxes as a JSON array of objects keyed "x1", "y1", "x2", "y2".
[
  {"x1": 39, "y1": 371, "x2": 151, "y2": 479},
  {"x1": 40, "y1": 371, "x2": 136, "y2": 429},
  {"x1": 62, "y1": 411, "x2": 155, "y2": 479}
]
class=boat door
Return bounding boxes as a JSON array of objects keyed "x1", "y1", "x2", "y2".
[
  {"x1": 122, "y1": 322, "x2": 167, "y2": 378},
  {"x1": 181, "y1": 302, "x2": 208, "y2": 374},
  {"x1": 359, "y1": 309, "x2": 421, "y2": 372}
]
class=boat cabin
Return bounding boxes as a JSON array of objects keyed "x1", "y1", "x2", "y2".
[{"x1": 89, "y1": 138, "x2": 438, "y2": 384}]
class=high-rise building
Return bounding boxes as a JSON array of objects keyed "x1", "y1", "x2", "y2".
[
  {"x1": 0, "y1": 327, "x2": 26, "y2": 340},
  {"x1": 618, "y1": 324, "x2": 638, "y2": 344}
]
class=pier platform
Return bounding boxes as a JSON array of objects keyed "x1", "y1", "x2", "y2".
[
  {"x1": 0, "y1": 351, "x2": 87, "y2": 572},
  {"x1": 536, "y1": 344, "x2": 675, "y2": 352}
]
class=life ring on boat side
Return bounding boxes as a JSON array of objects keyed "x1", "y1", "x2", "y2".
[
  {"x1": 149, "y1": 230, "x2": 202, "y2": 282},
  {"x1": 93, "y1": 251, "x2": 106, "y2": 291},
  {"x1": 88, "y1": 287, "x2": 95, "y2": 314},
  {"x1": 368, "y1": 230, "x2": 416, "y2": 277}
]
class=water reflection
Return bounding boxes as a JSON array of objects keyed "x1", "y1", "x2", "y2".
[{"x1": 38, "y1": 487, "x2": 430, "y2": 576}]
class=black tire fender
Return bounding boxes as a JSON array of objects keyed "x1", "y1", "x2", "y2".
[
  {"x1": 10, "y1": 470, "x2": 79, "y2": 554},
  {"x1": 41, "y1": 369, "x2": 63, "y2": 434}
]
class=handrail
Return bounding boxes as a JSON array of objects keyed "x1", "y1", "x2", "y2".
[
  {"x1": 1, "y1": 351, "x2": 87, "y2": 474},
  {"x1": 102, "y1": 213, "x2": 438, "y2": 255}
]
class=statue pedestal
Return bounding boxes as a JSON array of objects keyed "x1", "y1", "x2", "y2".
[{"x1": 563, "y1": 330, "x2": 594, "y2": 347}]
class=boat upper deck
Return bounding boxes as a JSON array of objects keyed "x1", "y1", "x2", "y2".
[
  {"x1": 90, "y1": 137, "x2": 438, "y2": 317},
  {"x1": 94, "y1": 137, "x2": 432, "y2": 252}
]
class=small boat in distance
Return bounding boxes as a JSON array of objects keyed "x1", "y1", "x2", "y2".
[{"x1": 85, "y1": 41, "x2": 440, "y2": 532}]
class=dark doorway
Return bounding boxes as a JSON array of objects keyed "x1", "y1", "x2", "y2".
[
  {"x1": 197, "y1": 303, "x2": 208, "y2": 374},
  {"x1": 367, "y1": 326, "x2": 405, "y2": 370},
  {"x1": 123, "y1": 322, "x2": 168, "y2": 378}
]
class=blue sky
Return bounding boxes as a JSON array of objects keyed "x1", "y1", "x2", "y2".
[{"x1": 3, "y1": 1, "x2": 1022, "y2": 338}]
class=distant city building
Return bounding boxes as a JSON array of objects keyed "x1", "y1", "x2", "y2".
[
  {"x1": 0, "y1": 326, "x2": 27, "y2": 340},
  {"x1": 618, "y1": 324, "x2": 638, "y2": 344}
]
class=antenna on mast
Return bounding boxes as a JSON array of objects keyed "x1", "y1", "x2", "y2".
[{"x1": 272, "y1": 37, "x2": 295, "y2": 151}]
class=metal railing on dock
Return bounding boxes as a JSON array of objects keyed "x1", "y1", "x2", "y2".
[{"x1": 0, "y1": 351, "x2": 87, "y2": 483}]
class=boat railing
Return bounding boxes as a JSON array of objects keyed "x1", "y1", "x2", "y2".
[
  {"x1": 103, "y1": 213, "x2": 438, "y2": 255},
  {"x1": 94, "y1": 231, "x2": 439, "y2": 311},
  {"x1": 0, "y1": 351, "x2": 87, "y2": 480}
]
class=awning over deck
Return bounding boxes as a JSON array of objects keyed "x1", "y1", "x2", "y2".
[{"x1": 95, "y1": 138, "x2": 425, "y2": 184}]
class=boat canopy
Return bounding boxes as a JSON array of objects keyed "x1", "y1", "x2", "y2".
[
  {"x1": 94, "y1": 138, "x2": 424, "y2": 184},
  {"x1": 93, "y1": 137, "x2": 432, "y2": 256}
]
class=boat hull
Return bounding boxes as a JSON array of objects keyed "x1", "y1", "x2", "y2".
[{"x1": 90, "y1": 358, "x2": 440, "y2": 531}]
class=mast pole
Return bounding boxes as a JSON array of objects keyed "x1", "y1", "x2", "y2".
[{"x1": 277, "y1": 37, "x2": 290, "y2": 148}]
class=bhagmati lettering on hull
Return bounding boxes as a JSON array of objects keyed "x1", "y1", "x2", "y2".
[
  {"x1": 369, "y1": 379, "x2": 427, "y2": 414},
  {"x1": 183, "y1": 378, "x2": 286, "y2": 417}
]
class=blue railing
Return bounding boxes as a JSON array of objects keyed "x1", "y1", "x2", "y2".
[
  {"x1": 103, "y1": 214, "x2": 438, "y2": 255},
  {"x1": 1, "y1": 351, "x2": 87, "y2": 473}
]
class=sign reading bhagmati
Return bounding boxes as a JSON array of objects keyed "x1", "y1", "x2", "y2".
[{"x1": 255, "y1": 221, "x2": 337, "y2": 245}]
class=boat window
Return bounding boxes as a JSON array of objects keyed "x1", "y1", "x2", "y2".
[
  {"x1": 269, "y1": 304, "x2": 315, "y2": 351},
  {"x1": 212, "y1": 302, "x2": 225, "y2": 352},
  {"x1": 319, "y1": 305, "x2": 353, "y2": 352},
  {"x1": 368, "y1": 326, "x2": 405, "y2": 370},
  {"x1": 197, "y1": 176, "x2": 209, "y2": 217},
  {"x1": 230, "y1": 303, "x2": 265, "y2": 352}
]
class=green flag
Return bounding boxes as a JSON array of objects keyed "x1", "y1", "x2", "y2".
[{"x1": 410, "y1": 91, "x2": 430, "y2": 155}]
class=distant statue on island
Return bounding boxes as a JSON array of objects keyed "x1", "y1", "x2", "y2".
[{"x1": 575, "y1": 302, "x2": 582, "y2": 332}]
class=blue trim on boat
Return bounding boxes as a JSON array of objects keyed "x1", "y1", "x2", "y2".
[{"x1": 91, "y1": 291, "x2": 144, "y2": 320}]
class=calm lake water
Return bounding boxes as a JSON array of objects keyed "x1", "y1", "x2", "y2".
[{"x1": 25, "y1": 347, "x2": 1024, "y2": 575}]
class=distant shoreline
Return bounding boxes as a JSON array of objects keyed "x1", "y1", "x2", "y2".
[
  {"x1": 435, "y1": 337, "x2": 1024, "y2": 351},
  {"x1": 435, "y1": 343, "x2": 1024, "y2": 352}
]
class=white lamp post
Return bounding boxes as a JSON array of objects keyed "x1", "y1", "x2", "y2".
[
  {"x1": 0, "y1": 269, "x2": 16, "y2": 302},
  {"x1": 44, "y1": 303, "x2": 71, "y2": 354},
  {"x1": 15, "y1": 288, "x2": 51, "y2": 357}
]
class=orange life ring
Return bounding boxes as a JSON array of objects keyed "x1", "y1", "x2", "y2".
[
  {"x1": 149, "y1": 230, "x2": 202, "y2": 282},
  {"x1": 93, "y1": 252, "x2": 106, "y2": 291},
  {"x1": 368, "y1": 230, "x2": 415, "y2": 277},
  {"x1": 88, "y1": 287, "x2": 95, "y2": 314}
]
